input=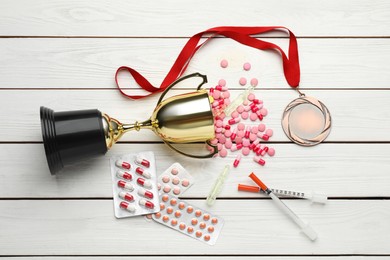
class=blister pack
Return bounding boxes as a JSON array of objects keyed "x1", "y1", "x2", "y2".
[
  {"x1": 152, "y1": 194, "x2": 224, "y2": 245},
  {"x1": 158, "y1": 162, "x2": 194, "y2": 197},
  {"x1": 110, "y1": 151, "x2": 160, "y2": 218}
]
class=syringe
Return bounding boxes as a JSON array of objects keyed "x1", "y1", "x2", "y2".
[
  {"x1": 245, "y1": 173, "x2": 318, "y2": 241},
  {"x1": 223, "y1": 84, "x2": 255, "y2": 116},
  {"x1": 238, "y1": 184, "x2": 327, "y2": 204},
  {"x1": 206, "y1": 165, "x2": 230, "y2": 206}
]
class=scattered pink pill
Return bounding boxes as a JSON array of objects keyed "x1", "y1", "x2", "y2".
[
  {"x1": 217, "y1": 143, "x2": 223, "y2": 151},
  {"x1": 250, "y1": 78, "x2": 258, "y2": 87},
  {"x1": 258, "y1": 124, "x2": 266, "y2": 132},
  {"x1": 223, "y1": 92, "x2": 230, "y2": 98},
  {"x1": 267, "y1": 147, "x2": 275, "y2": 156},
  {"x1": 241, "y1": 111, "x2": 249, "y2": 119},
  {"x1": 237, "y1": 123, "x2": 245, "y2": 131},
  {"x1": 243, "y1": 100, "x2": 249, "y2": 106},
  {"x1": 253, "y1": 156, "x2": 266, "y2": 166},
  {"x1": 239, "y1": 77, "x2": 247, "y2": 86},
  {"x1": 219, "y1": 148, "x2": 228, "y2": 157},
  {"x1": 243, "y1": 62, "x2": 251, "y2": 71},
  {"x1": 242, "y1": 139, "x2": 251, "y2": 147},
  {"x1": 251, "y1": 126, "x2": 259, "y2": 134},
  {"x1": 210, "y1": 138, "x2": 218, "y2": 145},
  {"x1": 265, "y1": 129, "x2": 273, "y2": 137},
  {"x1": 218, "y1": 135, "x2": 226, "y2": 144},
  {"x1": 237, "y1": 130, "x2": 245, "y2": 138},
  {"x1": 231, "y1": 111, "x2": 239, "y2": 118},
  {"x1": 247, "y1": 93, "x2": 255, "y2": 101},
  {"x1": 242, "y1": 147, "x2": 250, "y2": 156},
  {"x1": 212, "y1": 90, "x2": 220, "y2": 100},
  {"x1": 224, "y1": 139, "x2": 232, "y2": 149},
  {"x1": 259, "y1": 108, "x2": 268, "y2": 116},
  {"x1": 233, "y1": 154, "x2": 242, "y2": 168},
  {"x1": 235, "y1": 137, "x2": 243, "y2": 144},
  {"x1": 224, "y1": 130, "x2": 232, "y2": 138},
  {"x1": 220, "y1": 59, "x2": 228, "y2": 68},
  {"x1": 249, "y1": 133, "x2": 257, "y2": 142},
  {"x1": 218, "y1": 79, "x2": 226, "y2": 86},
  {"x1": 228, "y1": 117, "x2": 240, "y2": 125},
  {"x1": 237, "y1": 105, "x2": 245, "y2": 113},
  {"x1": 250, "y1": 113, "x2": 258, "y2": 121}
]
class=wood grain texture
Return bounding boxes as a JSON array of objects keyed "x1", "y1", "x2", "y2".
[
  {"x1": 0, "y1": 200, "x2": 389, "y2": 255},
  {"x1": 0, "y1": 38, "x2": 389, "y2": 89},
  {"x1": 1, "y1": 258, "x2": 385, "y2": 260},
  {"x1": 0, "y1": 89, "x2": 389, "y2": 142},
  {"x1": 1, "y1": 144, "x2": 389, "y2": 198},
  {"x1": 0, "y1": 0, "x2": 389, "y2": 37}
]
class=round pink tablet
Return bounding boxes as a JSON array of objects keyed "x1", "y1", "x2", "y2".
[
  {"x1": 267, "y1": 147, "x2": 275, "y2": 156},
  {"x1": 181, "y1": 179, "x2": 190, "y2": 187},
  {"x1": 212, "y1": 90, "x2": 220, "y2": 100},
  {"x1": 173, "y1": 187, "x2": 181, "y2": 195},
  {"x1": 243, "y1": 100, "x2": 249, "y2": 106},
  {"x1": 224, "y1": 139, "x2": 232, "y2": 149},
  {"x1": 217, "y1": 143, "x2": 223, "y2": 151},
  {"x1": 163, "y1": 185, "x2": 171, "y2": 193},
  {"x1": 237, "y1": 130, "x2": 245, "y2": 138},
  {"x1": 220, "y1": 59, "x2": 228, "y2": 68},
  {"x1": 219, "y1": 148, "x2": 228, "y2": 157},
  {"x1": 162, "y1": 175, "x2": 170, "y2": 183},
  {"x1": 224, "y1": 98, "x2": 231, "y2": 105},
  {"x1": 259, "y1": 108, "x2": 268, "y2": 116},
  {"x1": 223, "y1": 91, "x2": 230, "y2": 98},
  {"x1": 237, "y1": 105, "x2": 245, "y2": 113},
  {"x1": 250, "y1": 113, "x2": 258, "y2": 121},
  {"x1": 250, "y1": 78, "x2": 258, "y2": 87},
  {"x1": 231, "y1": 111, "x2": 239, "y2": 118},
  {"x1": 258, "y1": 123, "x2": 266, "y2": 132},
  {"x1": 242, "y1": 139, "x2": 250, "y2": 147},
  {"x1": 239, "y1": 77, "x2": 247, "y2": 86},
  {"x1": 251, "y1": 126, "x2": 259, "y2": 134},
  {"x1": 171, "y1": 168, "x2": 179, "y2": 175},
  {"x1": 215, "y1": 119, "x2": 223, "y2": 127},
  {"x1": 242, "y1": 147, "x2": 250, "y2": 156},
  {"x1": 243, "y1": 62, "x2": 251, "y2": 71},
  {"x1": 218, "y1": 135, "x2": 226, "y2": 144},
  {"x1": 237, "y1": 123, "x2": 245, "y2": 131},
  {"x1": 247, "y1": 93, "x2": 255, "y2": 101},
  {"x1": 265, "y1": 129, "x2": 273, "y2": 137},
  {"x1": 249, "y1": 133, "x2": 257, "y2": 142},
  {"x1": 215, "y1": 133, "x2": 222, "y2": 139},
  {"x1": 235, "y1": 137, "x2": 243, "y2": 144},
  {"x1": 218, "y1": 79, "x2": 226, "y2": 86},
  {"x1": 241, "y1": 111, "x2": 249, "y2": 119},
  {"x1": 172, "y1": 176, "x2": 180, "y2": 185},
  {"x1": 224, "y1": 130, "x2": 232, "y2": 138},
  {"x1": 210, "y1": 138, "x2": 218, "y2": 145}
]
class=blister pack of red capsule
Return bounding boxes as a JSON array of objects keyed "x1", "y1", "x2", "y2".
[
  {"x1": 158, "y1": 163, "x2": 194, "y2": 197},
  {"x1": 152, "y1": 194, "x2": 224, "y2": 245},
  {"x1": 110, "y1": 151, "x2": 160, "y2": 218}
]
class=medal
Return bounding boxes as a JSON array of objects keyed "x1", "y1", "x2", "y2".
[{"x1": 115, "y1": 26, "x2": 332, "y2": 145}]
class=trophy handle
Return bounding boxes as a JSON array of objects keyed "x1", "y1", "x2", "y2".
[
  {"x1": 162, "y1": 139, "x2": 218, "y2": 159},
  {"x1": 157, "y1": 72, "x2": 208, "y2": 105}
]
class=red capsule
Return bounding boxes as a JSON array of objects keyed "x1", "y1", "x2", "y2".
[
  {"x1": 260, "y1": 134, "x2": 270, "y2": 141},
  {"x1": 118, "y1": 191, "x2": 134, "y2": 202},
  {"x1": 249, "y1": 140, "x2": 260, "y2": 150},
  {"x1": 138, "y1": 188, "x2": 154, "y2": 199},
  {"x1": 224, "y1": 125, "x2": 231, "y2": 130},
  {"x1": 117, "y1": 180, "x2": 134, "y2": 191},
  {"x1": 230, "y1": 128, "x2": 237, "y2": 140},
  {"x1": 135, "y1": 156, "x2": 150, "y2": 168},
  {"x1": 251, "y1": 106, "x2": 259, "y2": 113},
  {"x1": 209, "y1": 87, "x2": 214, "y2": 93},
  {"x1": 253, "y1": 156, "x2": 266, "y2": 166},
  {"x1": 228, "y1": 117, "x2": 240, "y2": 125},
  {"x1": 116, "y1": 170, "x2": 132, "y2": 180},
  {"x1": 233, "y1": 154, "x2": 242, "y2": 168},
  {"x1": 137, "y1": 178, "x2": 152, "y2": 189},
  {"x1": 139, "y1": 199, "x2": 154, "y2": 209},
  {"x1": 244, "y1": 126, "x2": 251, "y2": 139},
  {"x1": 115, "y1": 160, "x2": 131, "y2": 170},
  {"x1": 120, "y1": 201, "x2": 136, "y2": 212},
  {"x1": 256, "y1": 111, "x2": 264, "y2": 120},
  {"x1": 135, "y1": 167, "x2": 151, "y2": 179}
]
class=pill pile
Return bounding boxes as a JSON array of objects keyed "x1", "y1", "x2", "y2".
[
  {"x1": 152, "y1": 193, "x2": 224, "y2": 245},
  {"x1": 208, "y1": 60, "x2": 276, "y2": 167},
  {"x1": 110, "y1": 152, "x2": 160, "y2": 218},
  {"x1": 157, "y1": 162, "x2": 194, "y2": 196}
]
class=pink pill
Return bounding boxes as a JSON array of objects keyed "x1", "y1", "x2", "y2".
[
  {"x1": 239, "y1": 77, "x2": 247, "y2": 86},
  {"x1": 224, "y1": 130, "x2": 232, "y2": 138},
  {"x1": 259, "y1": 108, "x2": 268, "y2": 116},
  {"x1": 267, "y1": 147, "x2": 275, "y2": 156},
  {"x1": 258, "y1": 124, "x2": 266, "y2": 132},
  {"x1": 223, "y1": 92, "x2": 230, "y2": 98},
  {"x1": 218, "y1": 135, "x2": 226, "y2": 144},
  {"x1": 235, "y1": 137, "x2": 243, "y2": 144},
  {"x1": 243, "y1": 62, "x2": 251, "y2": 71},
  {"x1": 215, "y1": 120, "x2": 223, "y2": 127},
  {"x1": 237, "y1": 123, "x2": 245, "y2": 131},
  {"x1": 241, "y1": 112, "x2": 249, "y2": 119},
  {"x1": 247, "y1": 93, "x2": 255, "y2": 101},
  {"x1": 237, "y1": 130, "x2": 245, "y2": 138},
  {"x1": 218, "y1": 79, "x2": 226, "y2": 86},
  {"x1": 224, "y1": 99, "x2": 231, "y2": 105},
  {"x1": 251, "y1": 126, "x2": 259, "y2": 134},
  {"x1": 217, "y1": 143, "x2": 223, "y2": 151},
  {"x1": 224, "y1": 139, "x2": 232, "y2": 149},
  {"x1": 220, "y1": 59, "x2": 228, "y2": 68},
  {"x1": 215, "y1": 133, "x2": 222, "y2": 139},
  {"x1": 243, "y1": 100, "x2": 249, "y2": 106},
  {"x1": 210, "y1": 138, "x2": 218, "y2": 145},
  {"x1": 219, "y1": 148, "x2": 228, "y2": 157},
  {"x1": 231, "y1": 111, "x2": 239, "y2": 118},
  {"x1": 242, "y1": 139, "x2": 251, "y2": 147},
  {"x1": 237, "y1": 105, "x2": 245, "y2": 113},
  {"x1": 249, "y1": 133, "x2": 257, "y2": 142},
  {"x1": 242, "y1": 147, "x2": 251, "y2": 156},
  {"x1": 250, "y1": 113, "x2": 258, "y2": 121},
  {"x1": 265, "y1": 129, "x2": 273, "y2": 137},
  {"x1": 250, "y1": 78, "x2": 258, "y2": 87},
  {"x1": 212, "y1": 90, "x2": 220, "y2": 100}
]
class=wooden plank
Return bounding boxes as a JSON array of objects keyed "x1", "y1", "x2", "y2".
[
  {"x1": 0, "y1": 38, "x2": 389, "y2": 89},
  {"x1": 0, "y1": 0, "x2": 389, "y2": 37},
  {"x1": 0, "y1": 90, "x2": 389, "y2": 142},
  {"x1": 1, "y1": 143, "x2": 389, "y2": 198},
  {"x1": 1, "y1": 257, "x2": 385, "y2": 259},
  {"x1": 0, "y1": 200, "x2": 389, "y2": 255}
]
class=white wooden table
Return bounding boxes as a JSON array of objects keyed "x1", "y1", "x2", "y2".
[{"x1": 1, "y1": 0, "x2": 390, "y2": 258}]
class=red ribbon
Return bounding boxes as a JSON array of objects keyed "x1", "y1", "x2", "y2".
[{"x1": 115, "y1": 26, "x2": 300, "y2": 99}]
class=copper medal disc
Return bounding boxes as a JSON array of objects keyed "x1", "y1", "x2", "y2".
[{"x1": 282, "y1": 96, "x2": 331, "y2": 146}]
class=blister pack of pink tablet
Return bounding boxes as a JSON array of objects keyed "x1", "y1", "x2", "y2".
[
  {"x1": 152, "y1": 194, "x2": 224, "y2": 245},
  {"x1": 157, "y1": 163, "x2": 194, "y2": 197},
  {"x1": 110, "y1": 151, "x2": 160, "y2": 218}
]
